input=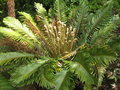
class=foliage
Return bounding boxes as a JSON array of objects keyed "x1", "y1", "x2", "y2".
[
  {"x1": 0, "y1": 74, "x2": 15, "y2": 90},
  {"x1": 0, "y1": 0, "x2": 119, "y2": 90}
]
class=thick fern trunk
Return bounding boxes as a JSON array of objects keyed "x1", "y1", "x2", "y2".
[{"x1": 7, "y1": 0, "x2": 15, "y2": 17}]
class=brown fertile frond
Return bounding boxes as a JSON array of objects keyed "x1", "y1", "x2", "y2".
[
  {"x1": 42, "y1": 21, "x2": 77, "y2": 58},
  {"x1": 24, "y1": 18, "x2": 77, "y2": 58}
]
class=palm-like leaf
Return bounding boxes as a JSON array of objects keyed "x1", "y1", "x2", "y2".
[
  {"x1": 3, "y1": 17, "x2": 38, "y2": 41},
  {"x1": 53, "y1": 70, "x2": 73, "y2": 90},
  {"x1": 0, "y1": 52, "x2": 34, "y2": 65},
  {"x1": 11, "y1": 59, "x2": 55, "y2": 88},
  {"x1": 69, "y1": 61, "x2": 95, "y2": 85},
  {"x1": 53, "y1": 0, "x2": 67, "y2": 22}
]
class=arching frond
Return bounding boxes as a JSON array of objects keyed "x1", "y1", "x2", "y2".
[
  {"x1": 53, "y1": 70, "x2": 73, "y2": 90},
  {"x1": 91, "y1": 15, "x2": 119, "y2": 44},
  {"x1": 89, "y1": 0, "x2": 113, "y2": 34},
  {"x1": 0, "y1": 27, "x2": 34, "y2": 48},
  {"x1": 19, "y1": 12, "x2": 36, "y2": 26},
  {"x1": 107, "y1": 36, "x2": 120, "y2": 52},
  {"x1": 10, "y1": 59, "x2": 54, "y2": 88},
  {"x1": 0, "y1": 52, "x2": 34, "y2": 65},
  {"x1": 3, "y1": 17, "x2": 37, "y2": 41},
  {"x1": 69, "y1": 61, "x2": 95, "y2": 85}
]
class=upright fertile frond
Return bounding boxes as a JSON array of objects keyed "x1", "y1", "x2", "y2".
[
  {"x1": 53, "y1": 0, "x2": 67, "y2": 22},
  {"x1": 53, "y1": 70, "x2": 72, "y2": 90},
  {"x1": 0, "y1": 74, "x2": 15, "y2": 90},
  {"x1": 43, "y1": 21, "x2": 77, "y2": 57},
  {"x1": 0, "y1": 52, "x2": 34, "y2": 65}
]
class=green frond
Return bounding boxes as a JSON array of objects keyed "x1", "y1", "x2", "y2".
[
  {"x1": 87, "y1": 46, "x2": 117, "y2": 66},
  {"x1": 107, "y1": 36, "x2": 120, "y2": 52},
  {"x1": 19, "y1": 12, "x2": 37, "y2": 27},
  {"x1": 74, "y1": 46, "x2": 117, "y2": 67},
  {"x1": 0, "y1": 27, "x2": 34, "y2": 47},
  {"x1": 53, "y1": 70, "x2": 73, "y2": 90},
  {"x1": 74, "y1": 0, "x2": 89, "y2": 32},
  {"x1": 3, "y1": 16, "x2": 23, "y2": 31},
  {"x1": 91, "y1": 15, "x2": 119, "y2": 44},
  {"x1": 34, "y1": 3, "x2": 47, "y2": 17},
  {"x1": 89, "y1": 1, "x2": 113, "y2": 33},
  {"x1": 0, "y1": 74, "x2": 15, "y2": 90},
  {"x1": 11, "y1": 59, "x2": 54, "y2": 88},
  {"x1": 36, "y1": 67, "x2": 55, "y2": 88},
  {"x1": 0, "y1": 52, "x2": 34, "y2": 65},
  {"x1": 35, "y1": 3, "x2": 49, "y2": 26},
  {"x1": 69, "y1": 61, "x2": 95, "y2": 85},
  {"x1": 3, "y1": 17, "x2": 37, "y2": 41},
  {"x1": 53, "y1": 0, "x2": 67, "y2": 22}
]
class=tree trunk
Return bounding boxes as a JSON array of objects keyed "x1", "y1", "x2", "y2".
[{"x1": 7, "y1": 0, "x2": 15, "y2": 17}]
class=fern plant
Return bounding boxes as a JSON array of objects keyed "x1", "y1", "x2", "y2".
[{"x1": 0, "y1": 0, "x2": 119, "y2": 90}]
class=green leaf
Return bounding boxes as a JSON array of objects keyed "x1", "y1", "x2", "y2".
[
  {"x1": 3, "y1": 17, "x2": 23, "y2": 31},
  {"x1": 3, "y1": 17, "x2": 37, "y2": 41},
  {"x1": 11, "y1": 60, "x2": 51, "y2": 86},
  {"x1": 53, "y1": 0, "x2": 67, "y2": 22},
  {"x1": 35, "y1": 3, "x2": 47, "y2": 17},
  {"x1": 0, "y1": 27, "x2": 34, "y2": 47},
  {"x1": 53, "y1": 70, "x2": 72, "y2": 90},
  {"x1": 0, "y1": 52, "x2": 34, "y2": 65},
  {"x1": 69, "y1": 61, "x2": 95, "y2": 85},
  {"x1": 0, "y1": 74, "x2": 15, "y2": 90}
]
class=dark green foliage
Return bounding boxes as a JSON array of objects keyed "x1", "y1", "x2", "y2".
[{"x1": 0, "y1": 73, "x2": 15, "y2": 90}]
